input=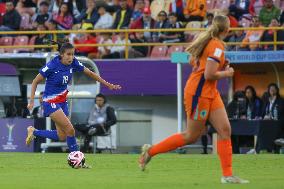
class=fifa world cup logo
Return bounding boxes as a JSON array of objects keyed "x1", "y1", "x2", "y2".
[{"x1": 6, "y1": 124, "x2": 15, "y2": 144}]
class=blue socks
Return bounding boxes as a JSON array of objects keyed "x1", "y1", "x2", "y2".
[
  {"x1": 33, "y1": 130, "x2": 78, "y2": 152},
  {"x1": 33, "y1": 130, "x2": 59, "y2": 141},
  {"x1": 66, "y1": 136, "x2": 78, "y2": 152}
]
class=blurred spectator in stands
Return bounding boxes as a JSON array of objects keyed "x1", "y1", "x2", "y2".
[
  {"x1": 259, "y1": 0, "x2": 280, "y2": 26},
  {"x1": 222, "y1": 8, "x2": 238, "y2": 42},
  {"x1": 105, "y1": 0, "x2": 120, "y2": 12},
  {"x1": 203, "y1": 12, "x2": 214, "y2": 28},
  {"x1": 241, "y1": 16, "x2": 264, "y2": 51},
  {"x1": 129, "y1": 32, "x2": 148, "y2": 58},
  {"x1": 34, "y1": 24, "x2": 52, "y2": 52},
  {"x1": 280, "y1": 10, "x2": 284, "y2": 25},
  {"x1": 226, "y1": 91, "x2": 246, "y2": 119},
  {"x1": 112, "y1": 0, "x2": 133, "y2": 29},
  {"x1": 75, "y1": 0, "x2": 99, "y2": 30},
  {"x1": 227, "y1": 25, "x2": 246, "y2": 51},
  {"x1": 249, "y1": 0, "x2": 264, "y2": 16},
  {"x1": 98, "y1": 32, "x2": 112, "y2": 58},
  {"x1": 244, "y1": 85, "x2": 262, "y2": 120},
  {"x1": 32, "y1": 1, "x2": 51, "y2": 29},
  {"x1": 32, "y1": 91, "x2": 44, "y2": 118},
  {"x1": 102, "y1": 31, "x2": 130, "y2": 59},
  {"x1": 262, "y1": 83, "x2": 284, "y2": 120},
  {"x1": 152, "y1": 10, "x2": 169, "y2": 42},
  {"x1": 228, "y1": 2, "x2": 246, "y2": 21},
  {"x1": 49, "y1": 0, "x2": 81, "y2": 17},
  {"x1": 131, "y1": 0, "x2": 144, "y2": 23},
  {"x1": 277, "y1": 21, "x2": 284, "y2": 50},
  {"x1": 74, "y1": 28, "x2": 98, "y2": 58},
  {"x1": 45, "y1": 19, "x2": 66, "y2": 40},
  {"x1": 0, "y1": 1, "x2": 21, "y2": 31},
  {"x1": 261, "y1": 18, "x2": 281, "y2": 50},
  {"x1": 94, "y1": 4, "x2": 113, "y2": 29},
  {"x1": 74, "y1": 93, "x2": 117, "y2": 153},
  {"x1": 160, "y1": 12, "x2": 184, "y2": 43},
  {"x1": 130, "y1": 7, "x2": 155, "y2": 42},
  {"x1": 183, "y1": 0, "x2": 206, "y2": 22},
  {"x1": 51, "y1": 2, "x2": 73, "y2": 30},
  {"x1": 16, "y1": 0, "x2": 36, "y2": 16},
  {"x1": 169, "y1": 0, "x2": 185, "y2": 21}
]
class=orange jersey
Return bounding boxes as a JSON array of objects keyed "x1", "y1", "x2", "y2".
[{"x1": 185, "y1": 38, "x2": 225, "y2": 99}]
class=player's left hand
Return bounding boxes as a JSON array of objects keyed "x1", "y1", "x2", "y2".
[{"x1": 108, "y1": 84, "x2": 121, "y2": 90}]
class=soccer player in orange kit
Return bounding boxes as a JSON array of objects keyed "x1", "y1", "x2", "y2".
[{"x1": 139, "y1": 14, "x2": 249, "y2": 184}]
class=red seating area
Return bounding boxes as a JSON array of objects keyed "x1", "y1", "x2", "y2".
[{"x1": 0, "y1": 36, "x2": 36, "y2": 53}]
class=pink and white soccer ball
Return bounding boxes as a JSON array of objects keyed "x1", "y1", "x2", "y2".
[{"x1": 67, "y1": 151, "x2": 85, "y2": 168}]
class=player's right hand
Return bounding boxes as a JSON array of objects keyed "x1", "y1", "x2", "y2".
[
  {"x1": 225, "y1": 67, "x2": 234, "y2": 77},
  {"x1": 27, "y1": 101, "x2": 34, "y2": 111}
]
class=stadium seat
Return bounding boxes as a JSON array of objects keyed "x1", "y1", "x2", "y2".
[
  {"x1": 206, "y1": 0, "x2": 216, "y2": 11},
  {"x1": 96, "y1": 35, "x2": 103, "y2": 43},
  {"x1": 20, "y1": 13, "x2": 32, "y2": 30},
  {"x1": 0, "y1": 36, "x2": 14, "y2": 53},
  {"x1": 185, "y1": 21, "x2": 202, "y2": 41},
  {"x1": 13, "y1": 36, "x2": 30, "y2": 53},
  {"x1": 150, "y1": 45, "x2": 168, "y2": 58},
  {"x1": 214, "y1": 0, "x2": 230, "y2": 10},
  {"x1": 166, "y1": 45, "x2": 184, "y2": 57},
  {"x1": 112, "y1": 34, "x2": 119, "y2": 43}
]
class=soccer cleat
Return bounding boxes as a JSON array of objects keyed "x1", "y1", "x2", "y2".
[
  {"x1": 25, "y1": 126, "x2": 35, "y2": 146},
  {"x1": 221, "y1": 176, "x2": 249, "y2": 184},
  {"x1": 275, "y1": 138, "x2": 284, "y2": 146},
  {"x1": 139, "y1": 144, "x2": 152, "y2": 171}
]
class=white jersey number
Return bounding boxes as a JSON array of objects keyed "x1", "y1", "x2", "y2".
[{"x1": 62, "y1": 76, "x2": 69, "y2": 84}]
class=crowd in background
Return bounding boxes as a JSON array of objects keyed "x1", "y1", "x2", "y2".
[
  {"x1": 0, "y1": 0, "x2": 283, "y2": 57},
  {"x1": 225, "y1": 83, "x2": 284, "y2": 153},
  {"x1": 227, "y1": 83, "x2": 283, "y2": 121}
]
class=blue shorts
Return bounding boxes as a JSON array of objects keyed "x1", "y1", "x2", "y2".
[{"x1": 42, "y1": 101, "x2": 69, "y2": 117}]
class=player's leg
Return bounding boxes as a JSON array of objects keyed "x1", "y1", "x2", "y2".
[
  {"x1": 26, "y1": 102, "x2": 62, "y2": 145},
  {"x1": 49, "y1": 109, "x2": 78, "y2": 152},
  {"x1": 139, "y1": 117, "x2": 205, "y2": 171},
  {"x1": 209, "y1": 94, "x2": 249, "y2": 184},
  {"x1": 139, "y1": 95, "x2": 209, "y2": 171}
]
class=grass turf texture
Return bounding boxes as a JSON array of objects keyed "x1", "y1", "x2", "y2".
[{"x1": 0, "y1": 153, "x2": 283, "y2": 189}]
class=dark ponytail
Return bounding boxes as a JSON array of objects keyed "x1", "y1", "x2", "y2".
[{"x1": 47, "y1": 38, "x2": 74, "y2": 54}]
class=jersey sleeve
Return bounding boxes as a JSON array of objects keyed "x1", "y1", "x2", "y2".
[
  {"x1": 206, "y1": 41, "x2": 224, "y2": 64},
  {"x1": 72, "y1": 58, "x2": 85, "y2": 72},
  {"x1": 39, "y1": 64, "x2": 52, "y2": 78}
]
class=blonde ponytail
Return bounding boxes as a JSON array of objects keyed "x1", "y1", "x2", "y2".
[{"x1": 186, "y1": 15, "x2": 229, "y2": 59}]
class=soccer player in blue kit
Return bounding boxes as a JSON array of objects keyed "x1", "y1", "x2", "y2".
[{"x1": 26, "y1": 42, "x2": 121, "y2": 167}]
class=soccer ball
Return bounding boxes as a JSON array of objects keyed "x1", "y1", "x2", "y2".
[{"x1": 67, "y1": 151, "x2": 85, "y2": 169}]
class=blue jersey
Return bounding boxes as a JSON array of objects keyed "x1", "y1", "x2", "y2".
[{"x1": 39, "y1": 56, "x2": 85, "y2": 103}]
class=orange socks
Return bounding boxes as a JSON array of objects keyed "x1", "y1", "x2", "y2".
[
  {"x1": 148, "y1": 133, "x2": 186, "y2": 157},
  {"x1": 217, "y1": 139, "x2": 233, "y2": 177}
]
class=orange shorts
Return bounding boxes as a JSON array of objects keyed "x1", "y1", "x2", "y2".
[{"x1": 184, "y1": 92, "x2": 224, "y2": 121}]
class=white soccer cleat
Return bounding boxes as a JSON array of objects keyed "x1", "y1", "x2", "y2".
[
  {"x1": 25, "y1": 126, "x2": 35, "y2": 146},
  {"x1": 221, "y1": 176, "x2": 249, "y2": 184},
  {"x1": 139, "y1": 144, "x2": 152, "y2": 171}
]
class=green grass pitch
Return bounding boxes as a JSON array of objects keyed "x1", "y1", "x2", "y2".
[{"x1": 0, "y1": 153, "x2": 283, "y2": 189}]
